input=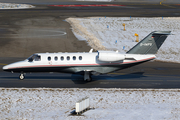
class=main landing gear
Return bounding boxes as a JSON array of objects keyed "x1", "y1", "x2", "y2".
[
  {"x1": 19, "y1": 73, "x2": 24, "y2": 80},
  {"x1": 84, "y1": 71, "x2": 92, "y2": 82}
]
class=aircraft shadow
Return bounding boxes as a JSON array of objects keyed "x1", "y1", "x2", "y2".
[
  {"x1": 0, "y1": 76, "x2": 71, "y2": 80},
  {"x1": 0, "y1": 72, "x2": 146, "y2": 83},
  {"x1": 71, "y1": 72, "x2": 146, "y2": 84}
]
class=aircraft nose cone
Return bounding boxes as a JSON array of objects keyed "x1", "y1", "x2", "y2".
[{"x1": 3, "y1": 65, "x2": 9, "y2": 70}]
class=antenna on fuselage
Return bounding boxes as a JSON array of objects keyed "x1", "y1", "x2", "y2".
[{"x1": 89, "y1": 49, "x2": 93, "y2": 53}]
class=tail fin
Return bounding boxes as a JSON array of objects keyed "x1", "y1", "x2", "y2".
[{"x1": 127, "y1": 31, "x2": 171, "y2": 54}]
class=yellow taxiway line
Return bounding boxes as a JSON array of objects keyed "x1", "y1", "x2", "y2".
[
  {"x1": 160, "y1": 0, "x2": 166, "y2": 5},
  {"x1": 160, "y1": 0, "x2": 177, "y2": 8},
  {"x1": 0, "y1": 63, "x2": 7, "y2": 65}
]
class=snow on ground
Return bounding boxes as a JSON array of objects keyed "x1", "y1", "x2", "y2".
[
  {"x1": 0, "y1": 3, "x2": 34, "y2": 9},
  {"x1": 66, "y1": 17, "x2": 180, "y2": 63},
  {"x1": 0, "y1": 88, "x2": 180, "y2": 120}
]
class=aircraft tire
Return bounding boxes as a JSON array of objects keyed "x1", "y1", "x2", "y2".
[
  {"x1": 86, "y1": 79, "x2": 91, "y2": 82},
  {"x1": 86, "y1": 77, "x2": 92, "y2": 82}
]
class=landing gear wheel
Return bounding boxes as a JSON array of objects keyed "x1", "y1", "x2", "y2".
[
  {"x1": 85, "y1": 78, "x2": 92, "y2": 82},
  {"x1": 86, "y1": 76, "x2": 92, "y2": 82},
  {"x1": 19, "y1": 74, "x2": 24, "y2": 80}
]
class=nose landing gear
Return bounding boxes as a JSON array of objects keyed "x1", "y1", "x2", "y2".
[{"x1": 19, "y1": 73, "x2": 24, "y2": 80}]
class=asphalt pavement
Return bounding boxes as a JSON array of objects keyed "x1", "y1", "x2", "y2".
[
  {"x1": 1, "y1": 59, "x2": 180, "y2": 88},
  {"x1": 0, "y1": 71, "x2": 180, "y2": 88}
]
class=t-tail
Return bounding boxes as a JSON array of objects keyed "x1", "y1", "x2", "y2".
[{"x1": 127, "y1": 31, "x2": 171, "y2": 54}]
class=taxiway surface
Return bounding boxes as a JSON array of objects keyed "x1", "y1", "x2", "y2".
[
  {"x1": 0, "y1": 0, "x2": 180, "y2": 88},
  {"x1": 1, "y1": 59, "x2": 180, "y2": 88}
]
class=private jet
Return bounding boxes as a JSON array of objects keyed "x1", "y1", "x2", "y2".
[{"x1": 3, "y1": 31, "x2": 171, "y2": 81}]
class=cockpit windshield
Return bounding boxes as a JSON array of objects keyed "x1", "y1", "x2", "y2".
[{"x1": 28, "y1": 54, "x2": 41, "y2": 62}]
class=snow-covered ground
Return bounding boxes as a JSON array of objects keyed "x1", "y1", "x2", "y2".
[
  {"x1": 66, "y1": 17, "x2": 180, "y2": 63},
  {"x1": 0, "y1": 88, "x2": 180, "y2": 120},
  {"x1": 0, "y1": 3, "x2": 34, "y2": 9}
]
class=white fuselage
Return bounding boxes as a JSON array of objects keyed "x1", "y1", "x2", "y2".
[{"x1": 3, "y1": 51, "x2": 156, "y2": 74}]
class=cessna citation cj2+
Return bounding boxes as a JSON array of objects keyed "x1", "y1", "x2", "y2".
[{"x1": 3, "y1": 31, "x2": 171, "y2": 81}]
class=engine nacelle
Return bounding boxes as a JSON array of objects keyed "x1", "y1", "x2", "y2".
[{"x1": 98, "y1": 51, "x2": 125, "y2": 62}]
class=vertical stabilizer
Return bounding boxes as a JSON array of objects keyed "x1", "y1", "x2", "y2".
[{"x1": 127, "y1": 31, "x2": 171, "y2": 54}]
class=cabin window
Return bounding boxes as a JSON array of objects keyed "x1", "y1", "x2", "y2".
[
  {"x1": 61, "y1": 56, "x2": 64, "y2": 61},
  {"x1": 67, "y1": 56, "x2": 70, "y2": 61},
  {"x1": 73, "y1": 56, "x2": 76, "y2": 60},
  {"x1": 48, "y1": 56, "x2": 51, "y2": 61},
  {"x1": 79, "y1": 56, "x2": 82, "y2": 60},
  {"x1": 54, "y1": 56, "x2": 58, "y2": 61}
]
